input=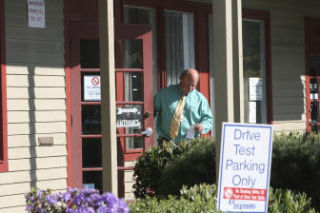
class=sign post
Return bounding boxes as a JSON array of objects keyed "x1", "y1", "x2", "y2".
[{"x1": 217, "y1": 123, "x2": 273, "y2": 212}]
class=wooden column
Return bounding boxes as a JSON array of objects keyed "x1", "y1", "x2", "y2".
[
  {"x1": 212, "y1": 0, "x2": 244, "y2": 181},
  {"x1": 98, "y1": 0, "x2": 118, "y2": 194}
]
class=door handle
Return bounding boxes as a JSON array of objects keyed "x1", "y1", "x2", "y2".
[{"x1": 141, "y1": 127, "x2": 153, "y2": 137}]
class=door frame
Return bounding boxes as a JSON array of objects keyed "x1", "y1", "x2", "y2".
[{"x1": 66, "y1": 22, "x2": 154, "y2": 193}]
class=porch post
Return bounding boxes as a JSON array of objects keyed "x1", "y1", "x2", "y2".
[
  {"x1": 212, "y1": 0, "x2": 243, "y2": 181},
  {"x1": 98, "y1": 0, "x2": 118, "y2": 194},
  {"x1": 232, "y1": 0, "x2": 244, "y2": 123}
]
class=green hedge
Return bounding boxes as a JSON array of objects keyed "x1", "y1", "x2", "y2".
[
  {"x1": 130, "y1": 184, "x2": 316, "y2": 213},
  {"x1": 133, "y1": 133, "x2": 320, "y2": 210}
]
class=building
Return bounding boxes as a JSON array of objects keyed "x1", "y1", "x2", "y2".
[{"x1": 0, "y1": 0, "x2": 319, "y2": 211}]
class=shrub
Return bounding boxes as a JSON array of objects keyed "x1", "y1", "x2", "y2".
[
  {"x1": 158, "y1": 138, "x2": 216, "y2": 196},
  {"x1": 268, "y1": 188, "x2": 316, "y2": 213},
  {"x1": 133, "y1": 140, "x2": 200, "y2": 198},
  {"x1": 130, "y1": 183, "x2": 316, "y2": 213},
  {"x1": 130, "y1": 184, "x2": 218, "y2": 213},
  {"x1": 25, "y1": 187, "x2": 129, "y2": 213},
  {"x1": 271, "y1": 132, "x2": 320, "y2": 210},
  {"x1": 133, "y1": 133, "x2": 320, "y2": 210}
]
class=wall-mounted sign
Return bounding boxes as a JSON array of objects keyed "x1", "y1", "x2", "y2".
[
  {"x1": 249, "y1": 77, "x2": 263, "y2": 101},
  {"x1": 84, "y1": 75, "x2": 101, "y2": 101},
  {"x1": 28, "y1": 0, "x2": 45, "y2": 28},
  {"x1": 116, "y1": 105, "x2": 142, "y2": 128},
  {"x1": 217, "y1": 123, "x2": 273, "y2": 212}
]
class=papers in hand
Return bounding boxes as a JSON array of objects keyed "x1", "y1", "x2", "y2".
[{"x1": 186, "y1": 124, "x2": 196, "y2": 139}]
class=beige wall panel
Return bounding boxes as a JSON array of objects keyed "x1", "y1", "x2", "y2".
[
  {"x1": 7, "y1": 50, "x2": 64, "y2": 65},
  {"x1": 7, "y1": 87, "x2": 66, "y2": 99},
  {"x1": 8, "y1": 111, "x2": 66, "y2": 123},
  {"x1": 7, "y1": 75, "x2": 65, "y2": 87},
  {"x1": 124, "y1": 170, "x2": 134, "y2": 183},
  {"x1": 8, "y1": 133, "x2": 66, "y2": 148},
  {"x1": 8, "y1": 145, "x2": 66, "y2": 159},
  {"x1": 0, "y1": 195, "x2": 25, "y2": 209},
  {"x1": 125, "y1": 192, "x2": 135, "y2": 200},
  {"x1": 274, "y1": 114, "x2": 306, "y2": 122},
  {"x1": 8, "y1": 122, "x2": 66, "y2": 135},
  {"x1": 9, "y1": 156, "x2": 67, "y2": 171},
  {"x1": 6, "y1": 65, "x2": 65, "y2": 76},
  {"x1": 7, "y1": 99, "x2": 66, "y2": 111},
  {"x1": 0, "y1": 168, "x2": 67, "y2": 185},
  {"x1": 0, "y1": 179, "x2": 67, "y2": 196},
  {"x1": 7, "y1": 38, "x2": 64, "y2": 53},
  {"x1": 273, "y1": 121, "x2": 306, "y2": 132},
  {"x1": 0, "y1": 206, "x2": 26, "y2": 213},
  {"x1": 7, "y1": 27, "x2": 63, "y2": 42}
]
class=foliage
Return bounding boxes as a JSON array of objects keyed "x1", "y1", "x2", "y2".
[
  {"x1": 130, "y1": 183, "x2": 316, "y2": 213},
  {"x1": 25, "y1": 187, "x2": 129, "y2": 213},
  {"x1": 268, "y1": 188, "x2": 316, "y2": 213},
  {"x1": 130, "y1": 184, "x2": 218, "y2": 213},
  {"x1": 133, "y1": 133, "x2": 320, "y2": 210},
  {"x1": 158, "y1": 138, "x2": 216, "y2": 196},
  {"x1": 271, "y1": 132, "x2": 320, "y2": 210},
  {"x1": 133, "y1": 139, "x2": 200, "y2": 198}
]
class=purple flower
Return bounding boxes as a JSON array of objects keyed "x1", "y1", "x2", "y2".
[{"x1": 46, "y1": 194, "x2": 58, "y2": 206}]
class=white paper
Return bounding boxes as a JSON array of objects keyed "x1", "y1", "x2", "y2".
[
  {"x1": 84, "y1": 75, "x2": 101, "y2": 101},
  {"x1": 249, "y1": 101, "x2": 257, "y2": 123},
  {"x1": 28, "y1": 0, "x2": 45, "y2": 28},
  {"x1": 186, "y1": 124, "x2": 196, "y2": 139},
  {"x1": 249, "y1": 77, "x2": 263, "y2": 101}
]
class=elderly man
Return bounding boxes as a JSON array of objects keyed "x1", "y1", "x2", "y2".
[{"x1": 154, "y1": 68, "x2": 214, "y2": 143}]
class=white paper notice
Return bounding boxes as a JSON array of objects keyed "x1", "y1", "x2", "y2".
[
  {"x1": 249, "y1": 77, "x2": 262, "y2": 101},
  {"x1": 186, "y1": 125, "x2": 196, "y2": 139},
  {"x1": 28, "y1": 0, "x2": 45, "y2": 28}
]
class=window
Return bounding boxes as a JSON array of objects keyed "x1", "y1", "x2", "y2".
[
  {"x1": 243, "y1": 19, "x2": 267, "y2": 124},
  {"x1": 208, "y1": 10, "x2": 272, "y2": 129},
  {"x1": 0, "y1": 0, "x2": 7, "y2": 172}
]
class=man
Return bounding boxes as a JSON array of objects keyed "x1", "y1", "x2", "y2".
[{"x1": 154, "y1": 68, "x2": 214, "y2": 143}]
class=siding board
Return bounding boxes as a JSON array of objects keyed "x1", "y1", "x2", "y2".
[
  {"x1": 8, "y1": 145, "x2": 67, "y2": 159},
  {"x1": 8, "y1": 122, "x2": 66, "y2": 135},
  {"x1": 7, "y1": 99, "x2": 66, "y2": 111},
  {"x1": 9, "y1": 156, "x2": 67, "y2": 171},
  {"x1": 8, "y1": 111, "x2": 66, "y2": 123}
]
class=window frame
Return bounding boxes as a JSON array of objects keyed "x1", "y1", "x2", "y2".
[
  {"x1": 0, "y1": 0, "x2": 8, "y2": 172},
  {"x1": 243, "y1": 9, "x2": 273, "y2": 124}
]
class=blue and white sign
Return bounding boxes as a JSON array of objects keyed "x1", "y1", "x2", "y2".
[{"x1": 217, "y1": 123, "x2": 273, "y2": 212}]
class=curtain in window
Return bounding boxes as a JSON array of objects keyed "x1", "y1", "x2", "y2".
[{"x1": 164, "y1": 11, "x2": 195, "y2": 86}]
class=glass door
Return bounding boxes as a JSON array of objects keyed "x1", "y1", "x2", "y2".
[{"x1": 69, "y1": 23, "x2": 154, "y2": 195}]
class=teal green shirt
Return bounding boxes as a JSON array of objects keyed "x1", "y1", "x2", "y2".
[{"x1": 154, "y1": 84, "x2": 214, "y2": 143}]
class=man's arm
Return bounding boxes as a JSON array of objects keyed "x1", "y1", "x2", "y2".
[{"x1": 199, "y1": 99, "x2": 214, "y2": 134}]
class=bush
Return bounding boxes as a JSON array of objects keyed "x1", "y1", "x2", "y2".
[
  {"x1": 130, "y1": 184, "x2": 218, "y2": 213},
  {"x1": 271, "y1": 133, "x2": 320, "y2": 210},
  {"x1": 25, "y1": 187, "x2": 129, "y2": 213},
  {"x1": 133, "y1": 140, "x2": 200, "y2": 198},
  {"x1": 158, "y1": 138, "x2": 216, "y2": 196},
  {"x1": 130, "y1": 183, "x2": 316, "y2": 213}
]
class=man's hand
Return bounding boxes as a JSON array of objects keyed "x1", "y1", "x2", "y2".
[{"x1": 194, "y1": 124, "x2": 203, "y2": 133}]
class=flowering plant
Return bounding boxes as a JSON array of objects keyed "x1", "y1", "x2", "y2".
[{"x1": 25, "y1": 187, "x2": 129, "y2": 213}]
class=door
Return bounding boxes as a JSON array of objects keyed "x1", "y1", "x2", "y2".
[
  {"x1": 306, "y1": 18, "x2": 320, "y2": 132},
  {"x1": 69, "y1": 23, "x2": 154, "y2": 196}
]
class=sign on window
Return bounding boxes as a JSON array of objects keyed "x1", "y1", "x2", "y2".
[{"x1": 83, "y1": 75, "x2": 101, "y2": 101}]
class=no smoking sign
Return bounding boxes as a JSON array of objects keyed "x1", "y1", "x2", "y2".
[
  {"x1": 91, "y1": 76, "x2": 100, "y2": 86},
  {"x1": 84, "y1": 75, "x2": 101, "y2": 101}
]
